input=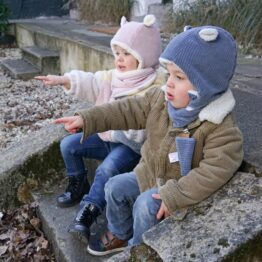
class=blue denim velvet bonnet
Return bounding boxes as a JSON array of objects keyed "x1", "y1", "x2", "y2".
[{"x1": 160, "y1": 25, "x2": 237, "y2": 110}]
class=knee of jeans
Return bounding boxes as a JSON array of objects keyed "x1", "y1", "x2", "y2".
[
  {"x1": 104, "y1": 176, "x2": 122, "y2": 198},
  {"x1": 60, "y1": 136, "x2": 71, "y2": 154},
  {"x1": 96, "y1": 164, "x2": 115, "y2": 180},
  {"x1": 60, "y1": 135, "x2": 78, "y2": 156},
  {"x1": 133, "y1": 191, "x2": 157, "y2": 217}
]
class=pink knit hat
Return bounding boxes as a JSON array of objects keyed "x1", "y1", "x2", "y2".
[{"x1": 111, "y1": 15, "x2": 162, "y2": 69}]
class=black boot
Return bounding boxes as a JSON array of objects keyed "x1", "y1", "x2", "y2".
[
  {"x1": 68, "y1": 203, "x2": 101, "y2": 241},
  {"x1": 56, "y1": 175, "x2": 90, "y2": 208}
]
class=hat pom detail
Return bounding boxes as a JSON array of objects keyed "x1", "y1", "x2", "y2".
[
  {"x1": 143, "y1": 14, "x2": 156, "y2": 27},
  {"x1": 120, "y1": 16, "x2": 127, "y2": 26},
  {"x1": 199, "y1": 28, "x2": 218, "y2": 42}
]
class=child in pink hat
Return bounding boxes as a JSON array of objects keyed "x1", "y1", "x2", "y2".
[{"x1": 36, "y1": 15, "x2": 165, "y2": 242}]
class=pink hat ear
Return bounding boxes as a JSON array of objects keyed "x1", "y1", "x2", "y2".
[
  {"x1": 143, "y1": 14, "x2": 156, "y2": 27},
  {"x1": 120, "y1": 16, "x2": 127, "y2": 26}
]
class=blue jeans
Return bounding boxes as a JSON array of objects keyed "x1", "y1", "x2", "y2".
[
  {"x1": 60, "y1": 133, "x2": 141, "y2": 211},
  {"x1": 104, "y1": 172, "x2": 162, "y2": 246}
]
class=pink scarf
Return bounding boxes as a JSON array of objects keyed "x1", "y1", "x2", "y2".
[
  {"x1": 96, "y1": 68, "x2": 156, "y2": 141},
  {"x1": 95, "y1": 68, "x2": 156, "y2": 106}
]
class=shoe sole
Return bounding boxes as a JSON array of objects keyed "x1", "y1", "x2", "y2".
[
  {"x1": 68, "y1": 226, "x2": 89, "y2": 244},
  {"x1": 87, "y1": 245, "x2": 126, "y2": 256},
  {"x1": 56, "y1": 199, "x2": 81, "y2": 208},
  {"x1": 69, "y1": 230, "x2": 89, "y2": 245}
]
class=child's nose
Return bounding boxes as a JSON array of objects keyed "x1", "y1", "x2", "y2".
[
  {"x1": 117, "y1": 54, "x2": 124, "y2": 61},
  {"x1": 166, "y1": 77, "x2": 174, "y2": 88}
]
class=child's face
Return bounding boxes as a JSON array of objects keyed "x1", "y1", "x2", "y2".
[
  {"x1": 166, "y1": 63, "x2": 195, "y2": 108},
  {"x1": 114, "y1": 46, "x2": 138, "y2": 72}
]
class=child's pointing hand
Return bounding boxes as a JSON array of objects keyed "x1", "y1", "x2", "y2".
[
  {"x1": 35, "y1": 75, "x2": 70, "y2": 89},
  {"x1": 54, "y1": 116, "x2": 83, "y2": 134}
]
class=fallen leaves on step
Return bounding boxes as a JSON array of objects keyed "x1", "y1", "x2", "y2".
[{"x1": 0, "y1": 202, "x2": 55, "y2": 261}]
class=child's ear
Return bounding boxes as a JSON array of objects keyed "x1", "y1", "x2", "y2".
[{"x1": 120, "y1": 16, "x2": 127, "y2": 27}]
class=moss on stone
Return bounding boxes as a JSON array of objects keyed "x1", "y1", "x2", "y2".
[
  {"x1": 129, "y1": 243, "x2": 162, "y2": 262},
  {"x1": 222, "y1": 233, "x2": 262, "y2": 262},
  {"x1": 0, "y1": 142, "x2": 65, "y2": 210}
]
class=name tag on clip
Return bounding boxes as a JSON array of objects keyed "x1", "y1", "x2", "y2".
[{"x1": 168, "y1": 152, "x2": 179, "y2": 163}]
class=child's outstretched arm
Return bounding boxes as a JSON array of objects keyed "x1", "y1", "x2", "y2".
[
  {"x1": 35, "y1": 75, "x2": 70, "y2": 90},
  {"x1": 77, "y1": 87, "x2": 160, "y2": 141},
  {"x1": 54, "y1": 116, "x2": 83, "y2": 133}
]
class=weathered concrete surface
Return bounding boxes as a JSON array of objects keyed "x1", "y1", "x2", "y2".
[
  {"x1": 11, "y1": 18, "x2": 115, "y2": 74},
  {"x1": 22, "y1": 46, "x2": 60, "y2": 75},
  {"x1": 110, "y1": 172, "x2": 262, "y2": 261},
  {"x1": 33, "y1": 183, "x2": 111, "y2": 262},
  {"x1": 0, "y1": 102, "x2": 89, "y2": 209},
  {"x1": 1, "y1": 58, "x2": 40, "y2": 80},
  {"x1": 0, "y1": 124, "x2": 65, "y2": 209}
]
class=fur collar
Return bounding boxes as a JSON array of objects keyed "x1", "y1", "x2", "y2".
[{"x1": 199, "y1": 89, "x2": 235, "y2": 124}]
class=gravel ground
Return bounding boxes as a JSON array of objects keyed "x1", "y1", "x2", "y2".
[{"x1": 0, "y1": 48, "x2": 77, "y2": 151}]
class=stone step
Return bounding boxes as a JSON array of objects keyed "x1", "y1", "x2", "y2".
[
  {"x1": 1, "y1": 58, "x2": 40, "y2": 80},
  {"x1": 21, "y1": 46, "x2": 60, "y2": 75},
  {"x1": 110, "y1": 172, "x2": 262, "y2": 261},
  {"x1": 33, "y1": 183, "x2": 115, "y2": 262}
]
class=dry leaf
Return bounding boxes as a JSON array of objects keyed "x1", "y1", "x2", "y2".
[
  {"x1": 30, "y1": 217, "x2": 41, "y2": 229},
  {"x1": 1, "y1": 203, "x2": 54, "y2": 260},
  {"x1": 17, "y1": 183, "x2": 32, "y2": 204}
]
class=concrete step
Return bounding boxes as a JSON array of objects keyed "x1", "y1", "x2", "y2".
[
  {"x1": 21, "y1": 46, "x2": 60, "y2": 75},
  {"x1": 12, "y1": 19, "x2": 114, "y2": 74},
  {"x1": 33, "y1": 183, "x2": 115, "y2": 262},
  {"x1": 1, "y1": 58, "x2": 40, "y2": 80}
]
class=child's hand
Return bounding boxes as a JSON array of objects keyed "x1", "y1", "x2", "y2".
[
  {"x1": 35, "y1": 75, "x2": 70, "y2": 87},
  {"x1": 54, "y1": 116, "x2": 83, "y2": 133},
  {"x1": 152, "y1": 193, "x2": 170, "y2": 219}
]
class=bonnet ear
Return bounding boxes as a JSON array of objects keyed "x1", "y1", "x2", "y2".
[
  {"x1": 199, "y1": 28, "x2": 219, "y2": 42},
  {"x1": 143, "y1": 14, "x2": 156, "y2": 27},
  {"x1": 120, "y1": 16, "x2": 127, "y2": 26}
]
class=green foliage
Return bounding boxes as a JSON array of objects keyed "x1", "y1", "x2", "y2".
[
  {"x1": 165, "y1": 0, "x2": 262, "y2": 53},
  {"x1": 0, "y1": 0, "x2": 10, "y2": 35},
  {"x1": 76, "y1": 0, "x2": 134, "y2": 24}
]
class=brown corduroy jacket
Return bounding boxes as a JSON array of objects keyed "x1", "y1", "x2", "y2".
[{"x1": 78, "y1": 87, "x2": 243, "y2": 213}]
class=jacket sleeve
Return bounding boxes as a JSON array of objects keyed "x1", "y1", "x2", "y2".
[
  {"x1": 160, "y1": 122, "x2": 244, "y2": 212},
  {"x1": 63, "y1": 70, "x2": 110, "y2": 102},
  {"x1": 77, "y1": 87, "x2": 161, "y2": 141}
]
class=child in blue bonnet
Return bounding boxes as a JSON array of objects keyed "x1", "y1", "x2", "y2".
[{"x1": 54, "y1": 25, "x2": 243, "y2": 255}]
